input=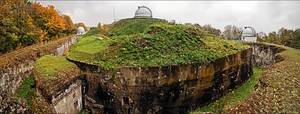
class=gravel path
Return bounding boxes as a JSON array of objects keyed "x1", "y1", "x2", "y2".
[{"x1": 228, "y1": 47, "x2": 300, "y2": 113}]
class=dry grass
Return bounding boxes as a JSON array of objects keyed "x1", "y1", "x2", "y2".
[{"x1": 228, "y1": 46, "x2": 300, "y2": 113}]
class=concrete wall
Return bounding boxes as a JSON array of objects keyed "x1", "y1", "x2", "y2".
[
  {"x1": 74, "y1": 48, "x2": 253, "y2": 114},
  {"x1": 0, "y1": 35, "x2": 78, "y2": 112},
  {"x1": 247, "y1": 43, "x2": 285, "y2": 67},
  {"x1": 53, "y1": 80, "x2": 82, "y2": 114}
]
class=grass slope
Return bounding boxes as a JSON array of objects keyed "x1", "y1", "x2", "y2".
[
  {"x1": 35, "y1": 55, "x2": 78, "y2": 80},
  {"x1": 68, "y1": 18, "x2": 249, "y2": 69},
  {"x1": 109, "y1": 18, "x2": 168, "y2": 36},
  {"x1": 228, "y1": 46, "x2": 300, "y2": 113}
]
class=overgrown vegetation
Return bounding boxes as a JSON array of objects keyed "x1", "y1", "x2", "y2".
[
  {"x1": 16, "y1": 76, "x2": 35, "y2": 107},
  {"x1": 68, "y1": 18, "x2": 249, "y2": 69},
  {"x1": 258, "y1": 28, "x2": 300, "y2": 50},
  {"x1": 35, "y1": 55, "x2": 78, "y2": 80},
  {"x1": 108, "y1": 18, "x2": 168, "y2": 36},
  {"x1": 0, "y1": 0, "x2": 75, "y2": 54},
  {"x1": 191, "y1": 67, "x2": 264, "y2": 113}
]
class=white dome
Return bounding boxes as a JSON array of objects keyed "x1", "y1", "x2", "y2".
[
  {"x1": 134, "y1": 6, "x2": 152, "y2": 18},
  {"x1": 77, "y1": 27, "x2": 85, "y2": 35},
  {"x1": 242, "y1": 27, "x2": 256, "y2": 37},
  {"x1": 241, "y1": 27, "x2": 257, "y2": 42}
]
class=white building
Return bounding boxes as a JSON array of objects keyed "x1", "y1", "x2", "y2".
[
  {"x1": 77, "y1": 27, "x2": 85, "y2": 35},
  {"x1": 241, "y1": 27, "x2": 257, "y2": 42},
  {"x1": 134, "y1": 6, "x2": 152, "y2": 18}
]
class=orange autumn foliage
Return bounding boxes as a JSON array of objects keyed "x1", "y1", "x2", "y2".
[{"x1": 0, "y1": 0, "x2": 75, "y2": 54}]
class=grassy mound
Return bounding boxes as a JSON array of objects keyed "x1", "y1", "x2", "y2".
[
  {"x1": 35, "y1": 55, "x2": 79, "y2": 80},
  {"x1": 68, "y1": 18, "x2": 249, "y2": 69},
  {"x1": 34, "y1": 55, "x2": 80, "y2": 98},
  {"x1": 108, "y1": 18, "x2": 168, "y2": 36}
]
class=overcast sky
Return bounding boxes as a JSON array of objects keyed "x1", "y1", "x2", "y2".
[{"x1": 37, "y1": 1, "x2": 300, "y2": 33}]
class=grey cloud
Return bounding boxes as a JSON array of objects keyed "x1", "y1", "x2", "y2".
[{"x1": 38, "y1": 1, "x2": 300, "y2": 33}]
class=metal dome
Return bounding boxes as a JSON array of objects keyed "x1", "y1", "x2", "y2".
[
  {"x1": 241, "y1": 27, "x2": 257, "y2": 42},
  {"x1": 242, "y1": 27, "x2": 256, "y2": 37},
  {"x1": 77, "y1": 27, "x2": 85, "y2": 35},
  {"x1": 134, "y1": 6, "x2": 152, "y2": 18}
]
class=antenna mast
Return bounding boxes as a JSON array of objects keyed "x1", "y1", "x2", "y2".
[{"x1": 113, "y1": 7, "x2": 116, "y2": 22}]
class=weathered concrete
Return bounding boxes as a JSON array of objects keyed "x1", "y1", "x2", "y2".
[
  {"x1": 72, "y1": 48, "x2": 253, "y2": 114},
  {"x1": 247, "y1": 42, "x2": 285, "y2": 67},
  {"x1": 53, "y1": 80, "x2": 82, "y2": 114},
  {"x1": 2, "y1": 40, "x2": 286, "y2": 113},
  {"x1": 0, "y1": 35, "x2": 78, "y2": 112}
]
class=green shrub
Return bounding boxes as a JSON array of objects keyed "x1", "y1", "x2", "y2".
[{"x1": 16, "y1": 76, "x2": 35, "y2": 107}]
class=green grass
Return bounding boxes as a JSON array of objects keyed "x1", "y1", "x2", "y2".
[
  {"x1": 109, "y1": 18, "x2": 168, "y2": 36},
  {"x1": 79, "y1": 108, "x2": 91, "y2": 114},
  {"x1": 35, "y1": 55, "x2": 78, "y2": 80},
  {"x1": 68, "y1": 18, "x2": 249, "y2": 69},
  {"x1": 16, "y1": 76, "x2": 35, "y2": 107},
  {"x1": 191, "y1": 67, "x2": 264, "y2": 113},
  {"x1": 70, "y1": 29, "x2": 111, "y2": 54}
]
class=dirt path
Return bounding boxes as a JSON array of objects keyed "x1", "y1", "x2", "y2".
[{"x1": 228, "y1": 47, "x2": 300, "y2": 113}]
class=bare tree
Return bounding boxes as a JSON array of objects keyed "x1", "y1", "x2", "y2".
[{"x1": 222, "y1": 25, "x2": 241, "y2": 40}]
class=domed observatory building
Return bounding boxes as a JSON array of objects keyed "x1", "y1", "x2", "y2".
[
  {"x1": 77, "y1": 26, "x2": 85, "y2": 35},
  {"x1": 241, "y1": 27, "x2": 257, "y2": 42},
  {"x1": 134, "y1": 6, "x2": 152, "y2": 18}
]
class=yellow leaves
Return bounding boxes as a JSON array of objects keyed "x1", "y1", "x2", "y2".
[{"x1": 0, "y1": 0, "x2": 74, "y2": 53}]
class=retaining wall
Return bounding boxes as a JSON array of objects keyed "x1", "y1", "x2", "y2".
[
  {"x1": 0, "y1": 35, "x2": 78, "y2": 112},
  {"x1": 246, "y1": 42, "x2": 285, "y2": 67},
  {"x1": 73, "y1": 48, "x2": 253, "y2": 114}
]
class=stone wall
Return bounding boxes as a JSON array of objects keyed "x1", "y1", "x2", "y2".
[
  {"x1": 73, "y1": 48, "x2": 253, "y2": 114},
  {"x1": 0, "y1": 35, "x2": 78, "y2": 112},
  {"x1": 53, "y1": 80, "x2": 82, "y2": 114},
  {"x1": 247, "y1": 43, "x2": 285, "y2": 67}
]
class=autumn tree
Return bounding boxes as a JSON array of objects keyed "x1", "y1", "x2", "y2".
[
  {"x1": 0, "y1": 0, "x2": 75, "y2": 54},
  {"x1": 223, "y1": 25, "x2": 241, "y2": 40},
  {"x1": 75, "y1": 22, "x2": 88, "y2": 31},
  {"x1": 62, "y1": 15, "x2": 75, "y2": 34},
  {"x1": 0, "y1": 0, "x2": 45, "y2": 53},
  {"x1": 192, "y1": 24, "x2": 221, "y2": 36},
  {"x1": 202, "y1": 24, "x2": 221, "y2": 36},
  {"x1": 31, "y1": 3, "x2": 67, "y2": 39},
  {"x1": 278, "y1": 28, "x2": 293, "y2": 45},
  {"x1": 288, "y1": 29, "x2": 300, "y2": 49},
  {"x1": 259, "y1": 28, "x2": 294, "y2": 46},
  {"x1": 97, "y1": 22, "x2": 102, "y2": 29}
]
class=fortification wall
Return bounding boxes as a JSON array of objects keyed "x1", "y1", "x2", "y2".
[
  {"x1": 246, "y1": 43, "x2": 285, "y2": 67},
  {"x1": 73, "y1": 48, "x2": 253, "y2": 114},
  {"x1": 0, "y1": 35, "x2": 78, "y2": 112},
  {"x1": 53, "y1": 80, "x2": 82, "y2": 114}
]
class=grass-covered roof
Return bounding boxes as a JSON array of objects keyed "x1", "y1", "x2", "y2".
[
  {"x1": 67, "y1": 18, "x2": 249, "y2": 69},
  {"x1": 34, "y1": 55, "x2": 80, "y2": 98}
]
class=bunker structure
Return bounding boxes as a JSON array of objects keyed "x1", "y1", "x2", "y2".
[{"x1": 15, "y1": 6, "x2": 284, "y2": 114}]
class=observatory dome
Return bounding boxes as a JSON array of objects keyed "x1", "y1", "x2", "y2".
[
  {"x1": 134, "y1": 6, "x2": 152, "y2": 18},
  {"x1": 241, "y1": 27, "x2": 257, "y2": 42},
  {"x1": 242, "y1": 27, "x2": 256, "y2": 37},
  {"x1": 77, "y1": 27, "x2": 85, "y2": 35}
]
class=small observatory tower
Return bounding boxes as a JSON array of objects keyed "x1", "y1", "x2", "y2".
[
  {"x1": 77, "y1": 26, "x2": 85, "y2": 35},
  {"x1": 241, "y1": 27, "x2": 257, "y2": 42},
  {"x1": 134, "y1": 6, "x2": 152, "y2": 18}
]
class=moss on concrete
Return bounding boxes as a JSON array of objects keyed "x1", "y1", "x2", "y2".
[{"x1": 16, "y1": 76, "x2": 35, "y2": 107}]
